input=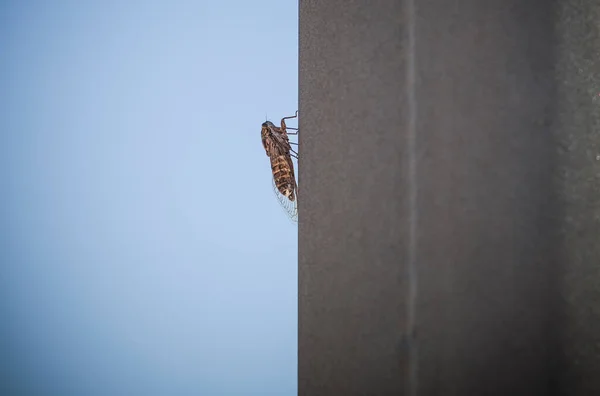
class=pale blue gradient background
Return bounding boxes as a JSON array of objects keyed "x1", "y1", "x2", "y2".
[{"x1": 0, "y1": 1, "x2": 298, "y2": 395}]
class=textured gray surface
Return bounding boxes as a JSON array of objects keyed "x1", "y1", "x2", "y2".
[
  {"x1": 299, "y1": 0, "x2": 599, "y2": 395},
  {"x1": 555, "y1": 1, "x2": 600, "y2": 394},
  {"x1": 299, "y1": 2, "x2": 410, "y2": 394},
  {"x1": 414, "y1": 2, "x2": 559, "y2": 394}
]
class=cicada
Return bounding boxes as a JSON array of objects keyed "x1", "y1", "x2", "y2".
[{"x1": 261, "y1": 111, "x2": 299, "y2": 222}]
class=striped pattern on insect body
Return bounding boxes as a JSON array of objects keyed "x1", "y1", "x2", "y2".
[{"x1": 261, "y1": 111, "x2": 299, "y2": 222}]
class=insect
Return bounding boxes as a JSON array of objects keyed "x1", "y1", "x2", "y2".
[{"x1": 261, "y1": 111, "x2": 299, "y2": 222}]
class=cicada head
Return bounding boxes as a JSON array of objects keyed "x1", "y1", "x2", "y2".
[{"x1": 261, "y1": 121, "x2": 275, "y2": 140}]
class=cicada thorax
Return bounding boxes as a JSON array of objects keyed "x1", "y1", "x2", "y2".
[
  {"x1": 270, "y1": 154, "x2": 296, "y2": 201},
  {"x1": 261, "y1": 122, "x2": 291, "y2": 156}
]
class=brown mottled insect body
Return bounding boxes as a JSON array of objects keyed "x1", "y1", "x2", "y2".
[
  {"x1": 261, "y1": 121, "x2": 291, "y2": 158},
  {"x1": 270, "y1": 154, "x2": 296, "y2": 201},
  {"x1": 261, "y1": 111, "x2": 299, "y2": 222}
]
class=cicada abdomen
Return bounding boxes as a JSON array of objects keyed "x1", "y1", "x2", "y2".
[
  {"x1": 270, "y1": 154, "x2": 298, "y2": 222},
  {"x1": 261, "y1": 111, "x2": 299, "y2": 222}
]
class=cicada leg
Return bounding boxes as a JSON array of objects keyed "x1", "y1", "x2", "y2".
[
  {"x1": 281, "y1": 110, "x2": 299, "y2": 135},
  {"x1": 281, "y1": 110, "x2": 298, "y2": 123}
]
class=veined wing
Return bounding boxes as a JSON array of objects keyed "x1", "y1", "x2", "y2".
[
  {"x1": 272, "y1": 176, "x2": 298, "y2": 223},
  {"x1": 269, "y1": 154, "x2": 298, "y2": 223}
]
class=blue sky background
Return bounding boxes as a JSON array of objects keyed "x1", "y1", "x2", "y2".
[{"x1": 0, "y1": 1, "x2": 298, "y2": 395}]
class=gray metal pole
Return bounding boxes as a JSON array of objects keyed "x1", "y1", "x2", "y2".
[
  {"x1": 555, "y1": 0, "x2": 600, "y2": 394},
  {"x1": 299, "y1": 1, "x2": 561, "y2": 395}
]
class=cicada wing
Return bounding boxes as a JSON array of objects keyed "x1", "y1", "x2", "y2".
[{"x1": 272, "y1": 176, "x2": 298, "y2": 223}]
